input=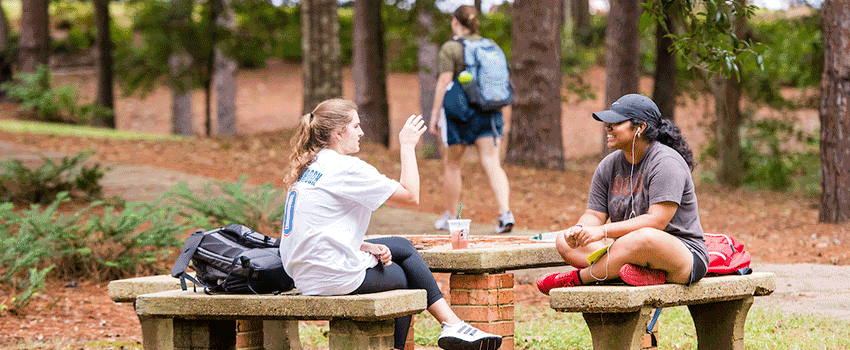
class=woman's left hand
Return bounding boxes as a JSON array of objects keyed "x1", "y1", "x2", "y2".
[
  {"x1": 399, "y1": 114, "x2": 427, "y2": 148},
  {"x1": 363, "y1": 243, "x2": 393, "y2": 266},
  {"x1": 569, "y1": 225, "x2": 605, "y2": 247}
]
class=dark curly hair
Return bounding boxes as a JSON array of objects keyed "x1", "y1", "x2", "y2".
[{"x1": 633, "y1": 118, "x2": 696, "y2": 171}]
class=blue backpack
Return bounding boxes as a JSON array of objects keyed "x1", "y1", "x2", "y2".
[{"x1": 457, "y1": 38, "x2": 513, "y2": 111}]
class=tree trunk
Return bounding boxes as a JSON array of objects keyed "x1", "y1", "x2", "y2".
[
  {"x1": 204, "y1": 0, "x2": 219, "y2": 136},
  {"x1": 475, "y1": 0, "x2": 483, "y2": 14},
  {"x1": 602, "y1": 0, "x2": 641, "y2": 154},
  {"x1": 353, "y1": 0, "x2": 389, "y2": 147},
  {"x1": 415, "y1": 1, "x2": 441, "y2": 158},
  {"x1": 652, "y1": 10, "x2": 676, "y2": 120},
  {"x1": 301, "y1": 0, "x2": 342, "y2": 114},
  {"x1": 819, "y1": 0, "x2": 850, "y2": 223},
  {"x1": 214, "y1": 0, "x2": 238, "y2": 136},
  {"x1": 0, "y1": 4, "x2": 13, "y2": 100},
  {"x1": 18, "y1": 0, "x2": 49, "y2": 74},
  {"x1": 714, "y1": 0, "x2": 747, "y2": 187},
  {"x1": 169, "y1": 0, "x2": 194, "y2": 136},
  {"x1": 712, "y1": 74, "x2": 743, "y2": 186},
  {"x1": 572, "y1": 0, "x2": 590, "y2": 45},
  {"x1": 506, "y1": 0, "x2": 564, "y2": 169},
  {"x1": 93, "y1": 0, "x2": 115, "y2": 127}
]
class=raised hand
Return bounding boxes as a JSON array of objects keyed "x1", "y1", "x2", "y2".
[{"x1": 399, "y1": 114, "x2": 427, "y2": 148}]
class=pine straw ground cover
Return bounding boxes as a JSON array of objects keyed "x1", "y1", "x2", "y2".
[{"x1": 1, "y1": 128, "x2": 850, "y2": 349}]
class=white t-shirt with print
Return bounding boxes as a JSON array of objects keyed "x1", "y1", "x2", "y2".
[{"x1": 280, "y1": 149, "x2": 399, "y2": 295}]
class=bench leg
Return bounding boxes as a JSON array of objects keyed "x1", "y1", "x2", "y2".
[
  {"x1": 172, "y1": 319, "x2": 236, "y2": 350},
  {"x1": 139, "y1": 316, "x2": 173, "y2": 350},
  {"x1": 688, "y1": 296, "x2": 754, "y2": 350},
  {"x1": 264, "y1": 320, "x2": 302, "y2": 350},
  {"x1": 328, "y1": 319, "x2": 395, "y2": 350},
  {"x1": 582, "y1": 306, "x2": 653, "y2": 350}
]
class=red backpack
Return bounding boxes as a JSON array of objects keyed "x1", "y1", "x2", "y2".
[{"x1": 704, "y1": 233, "x2": 752, "y2": 276}]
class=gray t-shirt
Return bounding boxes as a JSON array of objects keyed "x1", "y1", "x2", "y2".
[{"x1": 587, "y1": 141, "x2": 708, "y2": 266}]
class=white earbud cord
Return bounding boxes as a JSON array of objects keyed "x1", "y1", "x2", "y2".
[{"x1": 589, "y1": 127, "x2": 640, "y2": 282}]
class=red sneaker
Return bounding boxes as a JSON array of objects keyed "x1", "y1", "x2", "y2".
[
  {"x1": 536, "y1": 270, "x2": 582, "y2": 295},
  {"x1": 619, "y1": 264, "x2": 666, "y2": 286}
]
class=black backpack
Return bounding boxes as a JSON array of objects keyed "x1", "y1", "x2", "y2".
[{"x1": 171, "y1": 224, "x2": 295, "y2": 294}]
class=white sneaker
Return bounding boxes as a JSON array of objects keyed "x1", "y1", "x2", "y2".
[
  {"x1": 438, "y1": 321, "x2": 502, "y2": 350},
  {"x1": 495, "y1": 211, "x2": 514, "y2": 234},
  {"x1": 435, "y1": 211, "x2": 451, "y2": 230}
]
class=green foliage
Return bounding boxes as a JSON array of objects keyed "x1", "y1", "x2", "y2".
[
  {"x1": 0, "y1": 65, "x2": 111, "y2": 124},
  {"x1": 743, "y1": 11, "x2": 823, "y2": 108},
  {"x1": 0, "y1": 193, "x2": 198, "y2": 313},
  {"x1": 642, "y1": 0, "x2": 764, "y2": 79},
  {"x1": 230, "y1": 0, "x2": 301, "y2": 67},
  {"x1": 0, "y1": 65, "x2": 79, "y2": 123},
  {"x1": 701, "y1": 116, "x2": 819, "y2": 193},
  {"x1": 167, "y1": 176, "x2": 287, "y2": 235},
  {"x1": 0, "y1": 150, "x2": 106, "y2": 204}
]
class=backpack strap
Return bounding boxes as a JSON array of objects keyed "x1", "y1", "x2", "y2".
[
  {"x1": 646, "y1": 307, "x2": 662, "y2": 347},
  {"x1": 171, "y1": 230, "x2": 205, "y2": 283}
]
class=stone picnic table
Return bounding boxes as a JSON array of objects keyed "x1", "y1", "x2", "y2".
[{"x1": 401, "y1": 235, "x2": 567, "y2": 350}]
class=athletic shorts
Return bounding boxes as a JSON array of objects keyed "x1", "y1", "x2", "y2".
[
  {"x1": 687, "y1": 248, "x2": 708, "y2": 286},
  {"x1": 439, "y1": 107, "x2": 504, "y2": 146}
]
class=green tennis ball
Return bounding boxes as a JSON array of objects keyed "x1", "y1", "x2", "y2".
[{"x1": 458, "y1": 71, "x2": 472, "y2": 84}]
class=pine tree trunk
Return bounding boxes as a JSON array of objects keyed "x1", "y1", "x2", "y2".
[
  {"x1": 93, "y1": 0, "x2": 115, "y2": 127},
  {"x1": 572, "y1": 0, "x2": 590, "y2": 45},
  {"x1": 169, "y1": 0, "x2": 194, "y2": 136},
  {"x1": 353, "y1": 0, "x2": 389, "y2": 147},
  {"x1": 301, "y1": 0, "x2": 342, "y2": 114},
  {"x1": 714, "y1": 0, "x2": 747, "y2": 187},
  {"x1": 0, "y1": 4, "x2": 13, "y2": 101},
  {"x1": 214, "y1": 0, "x2": 238, "y2": 136},
  {"x1": 506, "y1": 0, "x2": 564, "y2": 169},
  {"x1": 819, "y1": 0, "x2": 850, "y2": 223},
  {"x1": 18, "y1": 0, "x2": 49, "y2": 74},
  {"x1": 652, "y1": 11, "x2": 676, "y2": 121},
  {"x1": 602, "y1": 0, "x2": 641, "y2": 155},
  {"x1": 415, "y1": 1, "x2": 440, "y2": 158}
]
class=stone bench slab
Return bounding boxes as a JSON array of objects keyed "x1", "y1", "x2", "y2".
[
  {"x1": 550, "y1": 272, "x2": 775, "y2": 312},
  {"x1": 108, "y1": 275, "x2": 185, "y2": 303},
  {"x1": 136, "y1": 289, "x2": 427, "y2": 321}
]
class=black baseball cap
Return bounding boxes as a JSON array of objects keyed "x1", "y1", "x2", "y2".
[{"x1": 592, "y1": 94, "x2": 661, "y2": 128}]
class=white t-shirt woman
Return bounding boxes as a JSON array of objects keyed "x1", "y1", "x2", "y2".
[{"x1": 280, "y1": 149, "x2": 398, "y2": 295}]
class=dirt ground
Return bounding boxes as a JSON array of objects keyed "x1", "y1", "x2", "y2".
[{"x1": 0, "y1": 61, "x2": 848, "y2": 349}]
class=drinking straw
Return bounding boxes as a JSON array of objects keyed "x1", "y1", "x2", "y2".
[{"x1": 458, "y1": 202, "x2": 462, "y2": 219}]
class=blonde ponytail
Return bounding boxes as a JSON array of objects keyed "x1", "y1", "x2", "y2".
[{"x1": 283, "y1": 99, "x2": 357, "y2": 189}]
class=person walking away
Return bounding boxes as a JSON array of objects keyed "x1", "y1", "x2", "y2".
[{"x1": 428, "y1": 5, "x2": 515, "y2": 234}]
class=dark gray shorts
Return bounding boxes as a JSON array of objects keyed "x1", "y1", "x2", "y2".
[{"x1": 688, "y1": 249, "x2": 708, "y2": 286}]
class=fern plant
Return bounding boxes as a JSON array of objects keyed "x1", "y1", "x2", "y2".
[
  {"x1": 0, "y1": 150, "x2": 106, "y2": 204},
  {"x1": 167, "y1": 175, "x2": 287, "y2": 236}
]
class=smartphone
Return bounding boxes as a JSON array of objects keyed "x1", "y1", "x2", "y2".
[{"x1": 587, "y1": 244, "x2": 612, "y2": 264}]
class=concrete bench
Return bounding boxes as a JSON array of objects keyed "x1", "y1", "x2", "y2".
[
  {"x1": 109, "y1": 275, "x2": 303, "y2": 350},
  {"x1": 108, "y1": 275, "x2": 426, "y2": 350},
  {"x1": 136, "y1": 289, "x2": 426, "y2": 350},
  {"x1": 549, "y1": 272, "x2": 776, "y2": 350}
]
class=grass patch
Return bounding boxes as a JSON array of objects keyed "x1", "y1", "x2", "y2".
[
  {"x1": 0, "y1": 120, "x2": 188, "y2": 141},
  {"x1": 295, "y1": 304, "x2": 850, "y2": 350}
]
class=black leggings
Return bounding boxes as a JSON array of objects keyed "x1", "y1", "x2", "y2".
[{"x1": 349, "y1": 236, "x2": 444, "y2": 349}]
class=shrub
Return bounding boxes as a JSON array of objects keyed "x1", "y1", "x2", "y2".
[
  {"x1": 0, "y1": 193, "x2": 201, "y2": 314},
  {"x1": 167, "y1": 176, "x2": 286, "y2": 236},
  {"x1": 0, "y1": 150, "x2": 106, "y2": 204}
]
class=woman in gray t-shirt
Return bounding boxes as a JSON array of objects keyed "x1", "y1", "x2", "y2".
[{"x1": 537, "y1": 94, "x2": 709, "y2": 294}]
